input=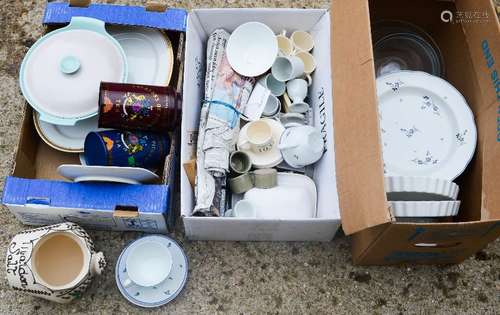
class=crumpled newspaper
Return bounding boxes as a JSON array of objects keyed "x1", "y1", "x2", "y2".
[{"x1": 193, "y1": 29, "x2": 255, "y2": 216}]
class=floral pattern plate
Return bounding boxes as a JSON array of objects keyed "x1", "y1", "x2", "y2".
[{"x1": 377, "y1": 71, "x2": 476, "y2": 180}]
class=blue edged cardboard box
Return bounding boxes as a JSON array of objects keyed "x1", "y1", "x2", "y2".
[{"x1": 2, "y1": 1, "x2": 187, "y2": 233}]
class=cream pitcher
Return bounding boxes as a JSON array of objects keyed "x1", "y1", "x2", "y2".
[{"x1": 5, "y1": 222, "x2": 105, "y2": 303}]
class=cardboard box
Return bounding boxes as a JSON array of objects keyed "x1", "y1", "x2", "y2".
[
  {"x1": 180, "y1": 9, "x2": 341, "y2": 241},
  {"x1": 2, "y1": 1, "x2": 187, "y2": 233},
  {"x1": 332, "y1": 0, "x2": 500, "y2": 264}
]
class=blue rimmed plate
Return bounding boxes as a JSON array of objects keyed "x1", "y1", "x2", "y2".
[{"x1": 115, "y1": 235, "x2": 188, "y2": 308}]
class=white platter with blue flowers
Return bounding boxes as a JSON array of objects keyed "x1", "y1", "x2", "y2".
[{"x1": 377, "y1": 71, "x2": 477, "y2": 180}]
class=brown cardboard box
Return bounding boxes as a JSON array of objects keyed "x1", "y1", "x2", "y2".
[
  {"x1": 3, "y1": 0, "x2": 186, "y2": 233},
  {"x1": 332, "y1": 0, "x2": 500, "y2": 265}
]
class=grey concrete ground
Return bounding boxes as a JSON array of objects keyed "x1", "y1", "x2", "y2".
[{"x1": 0, "y1": 0, "x2": 499, "y2": 314}]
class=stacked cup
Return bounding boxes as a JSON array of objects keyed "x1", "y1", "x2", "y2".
[{"x1": 270, "y1": 30, "x2": 316, "y2": 115}]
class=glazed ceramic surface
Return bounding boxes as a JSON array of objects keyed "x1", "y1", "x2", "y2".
[
  {"x1": 237, "y1": 118, "x2": 285, "y2": 168},
  {"x1": 389, "y1": 200, "x2": 461, "y2": 217},
  {"x1": 98, "y1": 82, "x2": 181, "y2": 132},
  {"x1": 115, "y1": 235, "x2": 188, "y2": 308},
  {"x1": 226, "y1": 22, "x2": 278, "y2": 77},
  {"x1": 243, "y1": 173, "x2": 317, "y2": 219},
  {"x1": 19, "y1": 17, "x2": 127, "y2": 125},
  {"x1": 84, "y1": 130, "x2": 170, "y2": 170},
  {"x1": 279, "y1": 125, "x2": 325, "y2": 168},
  {"x1": 57, "y1": 164, "x2": 160, "y2": 185},
  {"x1": 107, "y1": 26, "x2": 174, "y2": 85},
  {"x1": 385, "y1": 176, "x2": 459, "y2": 201},
  {"x1": 33, "y1": 112, "x2": 106, "y2": 153},
  {"x1": 5, "y1": 222, "x2": 105, "y2": 303},
  {"x1": 377, "y1": 71, "x2": 476, "y2": 180}
]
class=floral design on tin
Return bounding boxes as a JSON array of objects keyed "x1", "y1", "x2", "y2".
[
  {"x1": 456, "y1": 129, "x2": 468, "y2": 145},
  {"x1": 400, "y1": 125, "x2": 420, "y2": 138},
  {"x1": 411, "y1": 150, "x2": 439, "y2": 166},
  {"x1": 385, "y1": 79, "x2": 404, "y2": 92},
  {"x1": 421, "y1": 95, "x2": 440, "y2": 116}
]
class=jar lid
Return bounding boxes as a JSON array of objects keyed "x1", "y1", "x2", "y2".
[{"x1": 20, "y1": 17, "x2": 127, "y2": 126}]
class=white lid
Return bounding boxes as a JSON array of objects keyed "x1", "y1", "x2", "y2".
[{"x1": 20, "y1": 17, "x2": 127, "y2": 125}]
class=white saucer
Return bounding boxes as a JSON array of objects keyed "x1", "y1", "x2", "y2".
[
  {"x1": 389, "y1": 200, "x2": 460, "y2": 217},
  {"x1": 57, "y1": 164, "x2": 159, "y2": 184},
  {"x1": 226, "y1": 22, "x2": 278, "y2": 77},
  {"x1": 115, "y1": 235, "x2": 188, "y2": 308},
  {"x1": 280, "y1": 112, "x2": 306, "y2": 128},
  {"x1": 33, "y1": 112, "x2": 106, "y2": 153},
  {"x1": 237, "y1": 118, "x2": 285, "y2": 168},
  {"x1": 243, "y1": 173, "x2": 317, "y2": 219},
  {"x1": 385, "y1": 176, "x2": 459, "y2": 201},
  {"x1": 108, "y1": 26, "x2": 174, "y2": 86},
  {"x1": 377, "y1": 71, "x2": 477, "y2": 180}
]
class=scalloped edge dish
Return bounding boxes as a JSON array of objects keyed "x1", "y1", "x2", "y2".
[
  {"x1": 389, "y1": 200, "x2": 460, "y2": 217},
  {"x1": 385, "y1": 176, "x2": 459, "y2": 201}
]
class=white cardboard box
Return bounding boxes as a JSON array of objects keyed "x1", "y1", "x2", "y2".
[{"x1": 180, "y1": 8, "x2": 340, "y2": 241}]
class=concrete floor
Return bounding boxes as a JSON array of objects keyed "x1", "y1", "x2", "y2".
[{"x1": 0, "y1": 1, "x2": 499, "y2": 314}]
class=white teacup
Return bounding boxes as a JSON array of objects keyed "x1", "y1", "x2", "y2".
[
  {"x1": 295, "y1": 51, "x2": 316, "y2": 74},
  {"x1": 259, "y1": 74, "x2": 286, "y2": 97},
  {"x1": 286, "y1": 79, "x2": 310, "y2": 113},
  {"x1": 123, "y1": 240, "x2": 172, "y2": 288},
  {"x1": 280, "y1": 112, "x2": 306, "y2": 128},
  {"x1": 291, "y1": 31, "x2": 314, "y2": 52},
  {"x1": 233, "y1": 200, "x2": 257, "y2": 217},
  {"x1": 276, "y1": 31, "x2": 294, "y2": 56},
  {"x1": 271, "y1": 56, "x2": 305, "y2": 82},
  {"x1": 240, "y1": 120, "x2": 274, "y2": 153},
  {"x1": 262, "y1": 95, "x2": 281, "y2": 118},
  {"x1": 278, "y1": 125, "x2": 325, "y2": 168}
]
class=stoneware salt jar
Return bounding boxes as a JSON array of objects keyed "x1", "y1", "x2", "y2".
[{"x1": 5, "y1": 222, "x2": 105, "y2": 303}]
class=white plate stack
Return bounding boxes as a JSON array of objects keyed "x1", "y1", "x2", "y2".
[{"x1": 376, "y1": 71, "x2": 477, "y2": 221}]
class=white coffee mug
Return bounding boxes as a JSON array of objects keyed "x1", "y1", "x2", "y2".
[
  {"x1": 271, "y1": 56, "x2": 305, "y2": 82},
  {"x1": 276, "y1": 31, "x2": 294, "y2": 56},
  {"x1": 286, "y1": 79, "x2": 310, "y2": 114},
  {"x1": 278, "y1": 125, "x2": 325, "y2": 168},
  {"x1": 295, "y1": 51, "x2": 316, "y2": 74},
  {"x1": 262, "y1": 95, "x2": 281, "y2": 118},
  {"x1": 233, "y1": 200, "x2": 257, "y2": 218},
  {"x1": 123, "y1": 240, "x2": 173, "y2": 288},
  {"x1": 259, "y1": 74, "x2": 286, "y2": 97},
  {"x1": 291, "y1": 31, "x2": 314, "y2": 52},
  {"x1": 240, "y1": 120, "x2": 274, "y2": 153}
]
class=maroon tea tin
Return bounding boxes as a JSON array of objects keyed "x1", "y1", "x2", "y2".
[{"x1": 98, "y1": 82, "x2": 182, "y2": 132}]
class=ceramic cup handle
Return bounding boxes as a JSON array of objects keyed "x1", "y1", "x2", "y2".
[
  {"x1": 90, "y1": 252, "x2": 106, "y2": 276},
  {"x1": 239, "y1": 138, "x2": 252, "y2": 151},
  {"x1": 122, "y1": 277, "x2": 133, "y2": 288},
  {"x1": 303, "y1": 74, "x2": 312, "y2": 86}
]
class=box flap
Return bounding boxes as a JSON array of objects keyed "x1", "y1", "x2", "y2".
[
  {"x1": 2, "y1": 177, "x2": 169, "y2": 213},
  {"x1": 331, "y1": 0, "x2": 391, "y2": 235},
  {"x1": 43, "y1": 1, "x2": 187, "y2": 32},
  {"x1": 456, "y1": 0, "x2": 500, "y2": 221}
]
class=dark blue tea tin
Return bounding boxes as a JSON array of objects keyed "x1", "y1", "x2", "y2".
[{"x1": 84, "y1": 130, "x2": 170, "y2": 169}]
